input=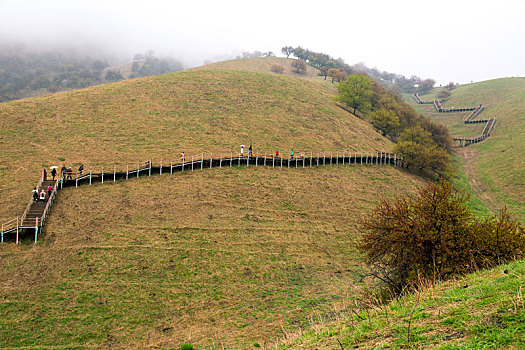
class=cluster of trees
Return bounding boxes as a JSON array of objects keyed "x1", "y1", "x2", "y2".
[
  {"x1": 281, "y1": 46, "x2": 436, "y2": 93},
  {"x1": 436, "y1": 81, "x2": 457, "y2": 101},
  {"x1": 0, "y1": 44, "x2": 184, "y2": 102},
  {"x1": 130, "y1": 50, "x2": 183, "y2": 79},
  {"x1": 235, "y1": 51, "x2": 275, "y2": 59},
  {"x1": 337, "y1": 73, "x2": 452, "y2": 175},
  {"x1": 360, "y1": 180, "x2": 525, "y2": 293},
  {"x1": 281, "y1": 46, "x2": 355, "y2": 83},
  {"x1": 0, "y1": 44, "x2": 110, "y2": 102}
]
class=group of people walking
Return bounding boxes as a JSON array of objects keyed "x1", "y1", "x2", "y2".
[
  {"x1": 179, "y1": 146, "x2": 299, "y2": 163},
  {"x1": 32, "y1": 185, "x2": 53, "y2": 204},
  {"x1": 43, "y1": 164, "x2": 84, "y2": 181}
]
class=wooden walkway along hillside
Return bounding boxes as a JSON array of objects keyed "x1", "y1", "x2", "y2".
[
  {"x1": 1, "y1": 178, "x2": 59, "y2": 243},
  {"x1": 1, "y1": 151, "x2": 402, "y2": 244},
  {"x1": 412, "y1": 93, "x2": 496, "y2": 147}
]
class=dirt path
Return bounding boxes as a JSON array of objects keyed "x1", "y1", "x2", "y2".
[{"x1": 458, "y1": 148, "x2": 498, "y2": 213}]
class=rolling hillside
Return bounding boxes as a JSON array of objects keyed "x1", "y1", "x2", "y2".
[
  {"x1": 0, "y1": 61, "x2": 424, "y2": 348},
  {"x1": 191, "y1": 57, "x2": 325, "y2": 80},
  {"x1": 0, "y1": 68, "x2": 391, "y2": 222},
  {"x1": 408, "y1": 78, "x2": 525, "y2": 220}
]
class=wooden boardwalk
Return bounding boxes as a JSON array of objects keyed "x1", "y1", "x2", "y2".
[
  {"x1": 412, "y1": 93, "x2": 496, "y2": 147},
  {"x1": 1, "y1": 152, "x2": 402, "y2": 244}
]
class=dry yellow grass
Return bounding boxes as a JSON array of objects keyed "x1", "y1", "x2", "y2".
[
  {"x1": 0, "y1": 63, "x2": 423, "y2": 348},
  {"x1": 0, "y1": 69, "x2": 392, "y2": 223},
  {"x1": 191, "y1": 57, "x2": 325, "y2": 80},
  {"x1": 0, "y1": 165, "x2": 422, "y2": 348}
]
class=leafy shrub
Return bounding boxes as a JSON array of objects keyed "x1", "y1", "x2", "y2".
[
  {"x1": 359, "y1": 180, "x2": 525, "y2": 293},
  {"x1": 180, "y1": 344, "x2": 193, "y2": 350}
]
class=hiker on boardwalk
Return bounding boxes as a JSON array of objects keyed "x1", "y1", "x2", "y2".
[
  {"x1": 67, "y1": 167, "x2": 73, "y2": 180},
  {"x1": 32, "y1": 187, "x2": 38, "y2": 202},
  {"x1": 290, "y1": 149, "x2": 294, "y2": 160},
  {"x1": 78, "y1": 164, "x2": 84, "y2": 177},
  {"x1": 248, "y1": 145, "x2": 252, "y2": 157},
  {"x1": 47, "y1": 185, "x2": 53, "y2": 198},
  {"x1": 50, "y1": 168, "x2": 57, "y2": 180},
  {"x1": 61, "y1": 165, "x2": 67, "y2": 179},
  {"x1": 43, "y1": 169, "x2": 47, "y2": 181},
  {"x1": 240, "y1": 145, "x2": 245, "y2": 158},
  {"x1": 275, "y1": 150, "x2": 279, "y2": 159},
  {"x1": 39, "y1": 189, "x2": 46, "y2": 203},
  {"x1": 181, "y1": 152, "x2": 185, "y2": 163}
]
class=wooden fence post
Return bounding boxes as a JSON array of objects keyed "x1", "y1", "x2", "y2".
[
  {"x1": 16, "y1": 218, "x2": 19, "y2": 244},
  {"x1": 210, "y1": 153, "x2": 213, "y2": 169},
  {"x1": 192, "y1": 156, "x2": 194, "y2": 171},
  {"x1": 201, "y1": 153, "x2": 204, "y2": 170},
  {"x1": 323, "y1": 152, "x2": 326, "y2": 166},
  {"x1": 336, "y1": 151, "x2": 338, "y2": 165},
  {"x1": 89, "y1": 170, "x2": 92, "y2": 185},
  {"x1": 114, "y1": 164, "x2": 116, "y2": 181},
  {"x1": 342, "y1": 151, "x2": 345, "y2": 165},
  {"x1": 149, "y1": 160, "x2": 152, "y2": 176},
  {"x1": 160, "y1": 159, "x2": 163, "y2": 175},
  {"x1": 230, "y1": 152, "x2": 233, "y2": 167},
  {"x1": 126, "y1": 165, "x2": 129, "y2": 180},
  {"x1": 137, "y1": 163, "x2": 140, "y2": 178},
  {"x1": 34, "y1": 218, "x2": 38, "y2": 244}
]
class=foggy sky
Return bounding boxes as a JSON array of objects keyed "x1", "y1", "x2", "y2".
[{"x1": 1, "y1": 0, "x2": 523, "y2": 84}]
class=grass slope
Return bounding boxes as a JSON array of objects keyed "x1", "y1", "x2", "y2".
[
  {"x1": 0, "y1": 166, "x2": 422, "y2": 348},
  {"x1": 0, "y1": 66, "x2": 423, "y2": 347},
  {"x1": 0, "y1": 69, "x2": 391, "y2": 222},
  {"x1": 276, "y1": 259, "x2": 525, "y2": 349},
  {"x1": 408, "y1": 78, "x2": 525, "y2": 220},
  {"x1": 191, "y1": 57, "x2": 324, "y2": 80}
]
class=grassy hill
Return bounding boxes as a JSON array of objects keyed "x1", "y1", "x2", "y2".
[
  {"x1": 408, "y1": 78, "x2": 525, "y2": 220},
  {"x1": 0, "y1": 68, "x2": 391, "y2": 222},
  {"x1": 275, "y1": 259, "x2": 525, "y2": 349},
  {"x1": 0, "y1": 63, "x2": 424, "y2": 348},
  {"x1": 191, "y1": 57, "x2": 325, "y2": 80},
  {"x1": 0, "y1": 166, "x2": 422, "y2": 348}
]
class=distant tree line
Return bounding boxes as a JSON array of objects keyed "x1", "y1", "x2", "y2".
[
  {"x1": 130, "y1": 50, "x2": 183, "y2": 79},
  {"x1": 0, "y1": 44, "x2": 184, "y2": 102},
  {"x1": 281, "y1": 46, "x2": 436, "y2": 93}
]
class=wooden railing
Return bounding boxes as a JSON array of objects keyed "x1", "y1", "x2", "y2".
[{"x1": 1, "y1": 150, "x2": 402, "y2": 244}]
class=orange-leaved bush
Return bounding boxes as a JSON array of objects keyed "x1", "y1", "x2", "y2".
[{"x1": 359, "y1": 179, "x2": 525, "y2": 293}]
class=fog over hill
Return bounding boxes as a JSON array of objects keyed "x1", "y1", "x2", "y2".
[{"x1": 0, "y1": 0, "x2": 523, "y2": 85}]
